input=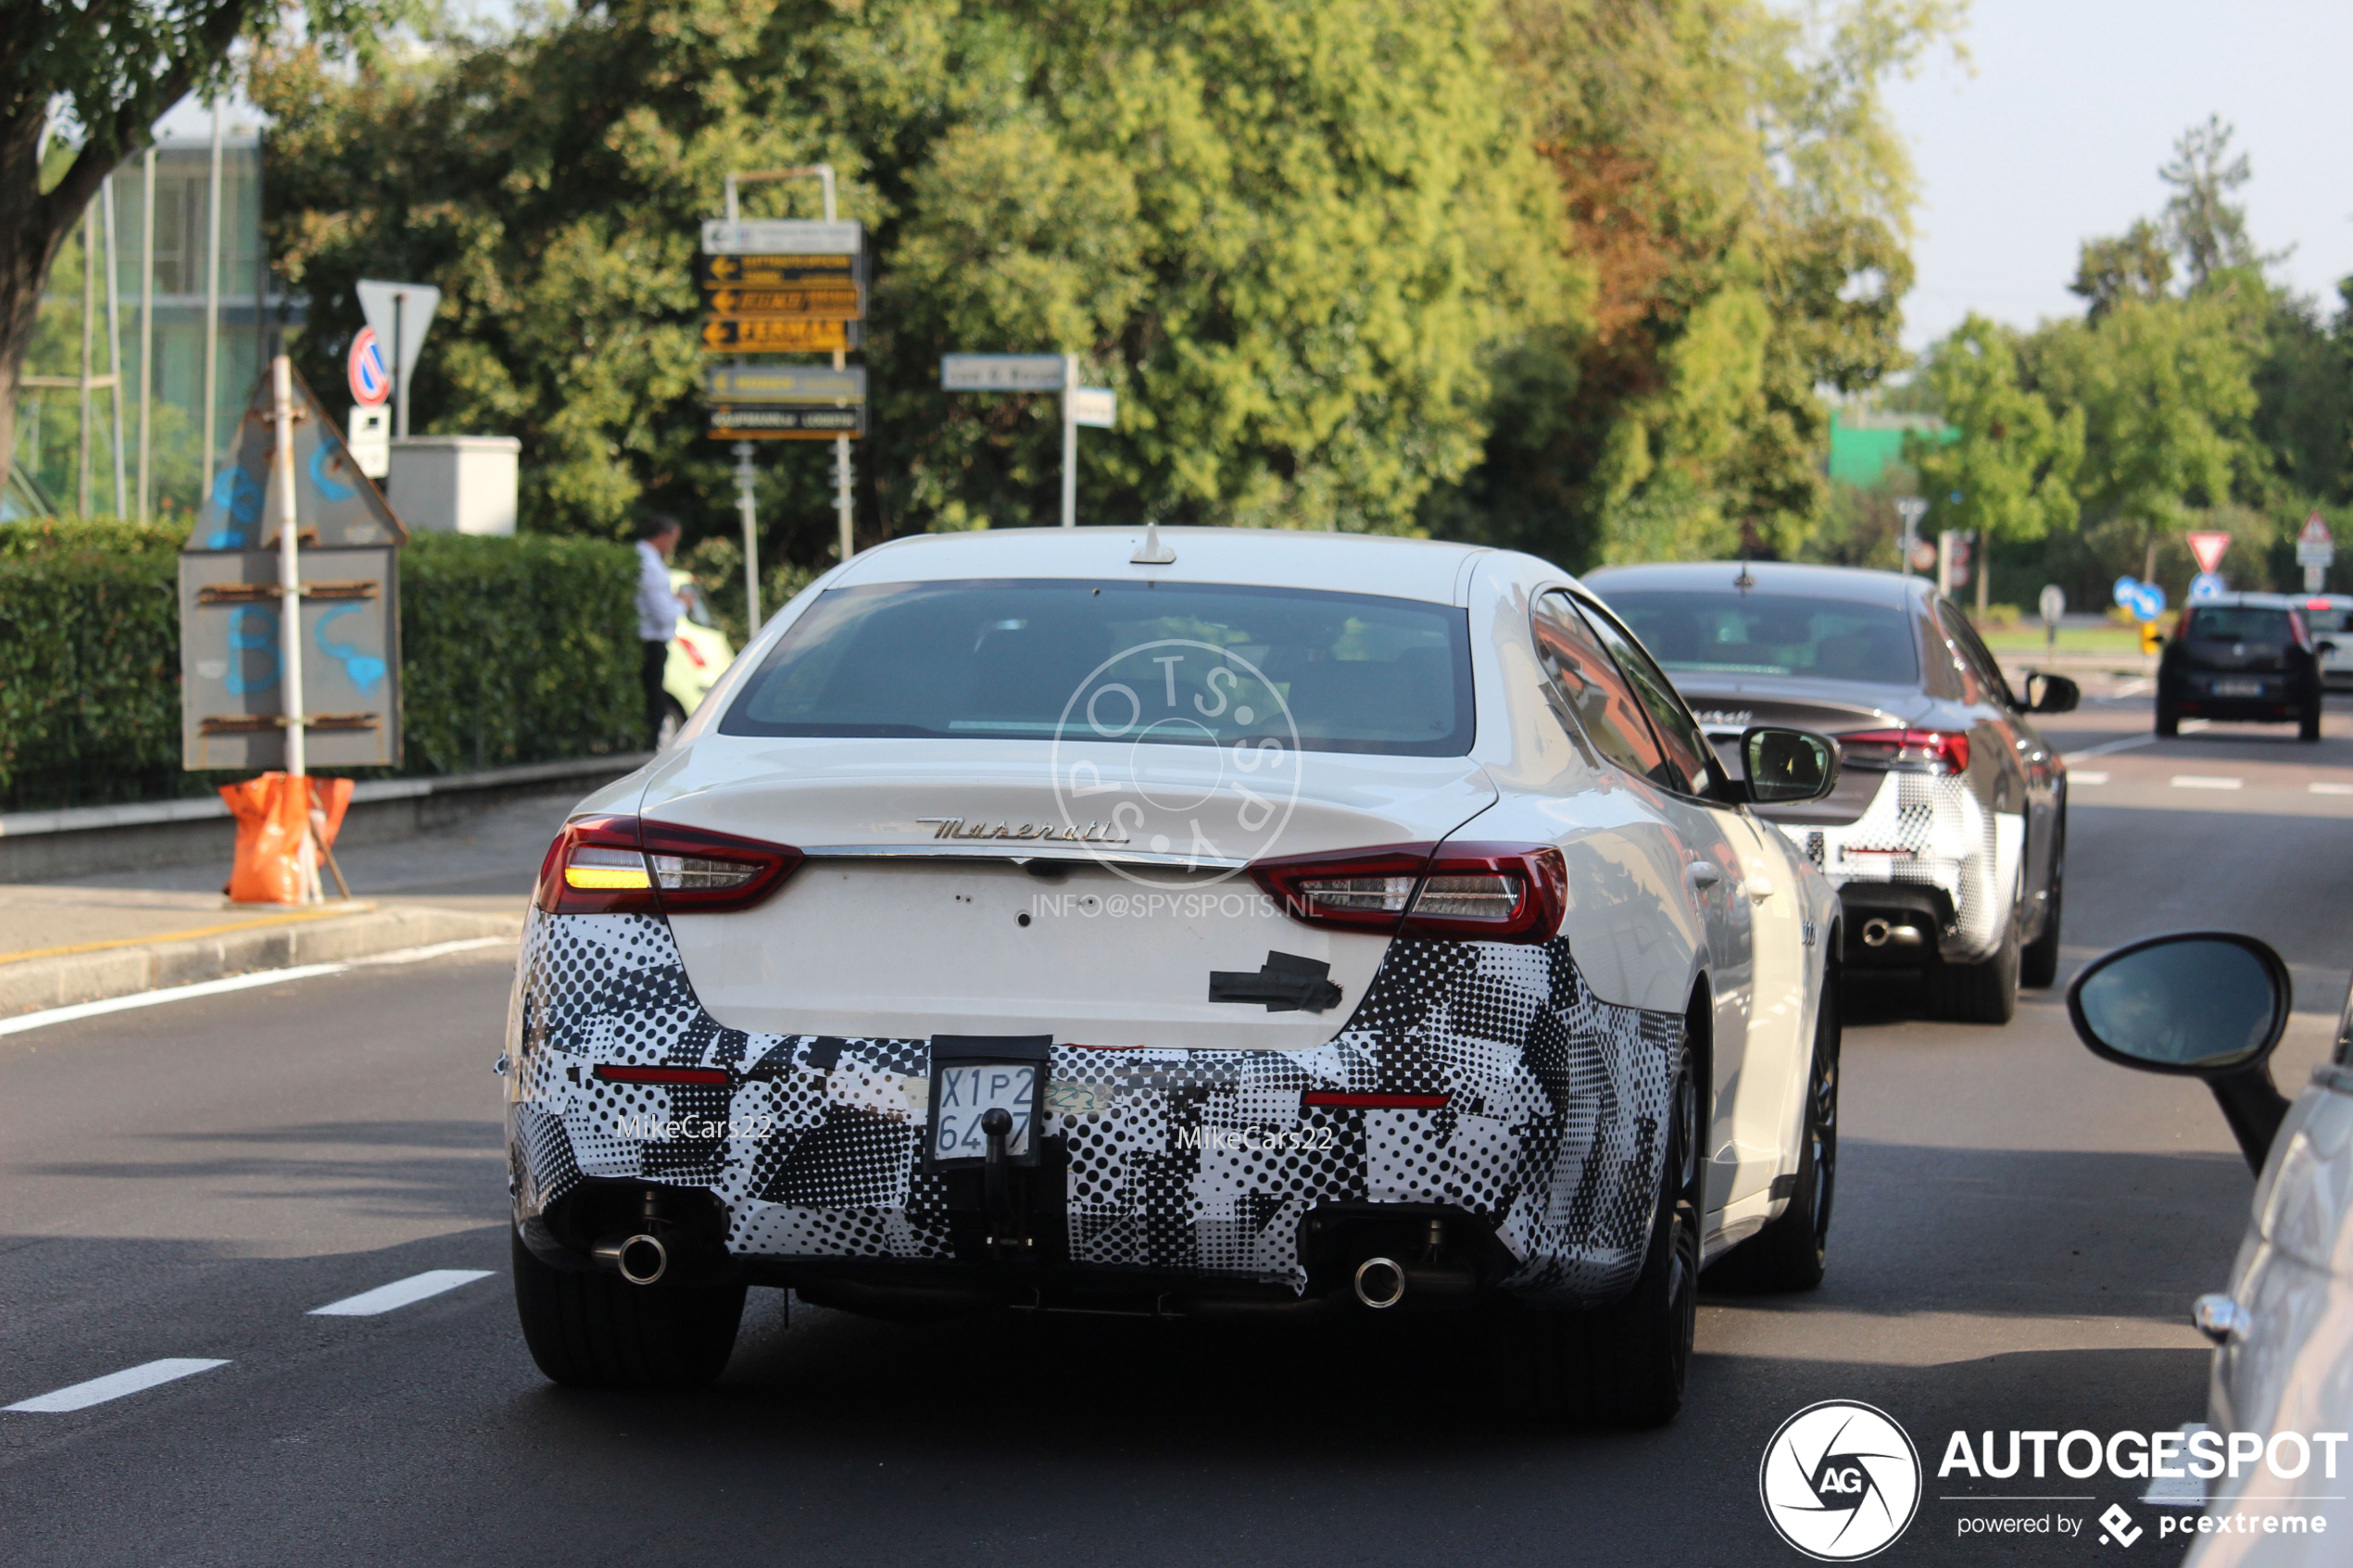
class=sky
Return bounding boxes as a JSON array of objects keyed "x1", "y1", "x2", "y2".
[{"x1": 1888, "y1": 0, "x2": 2353, "y2": 351}]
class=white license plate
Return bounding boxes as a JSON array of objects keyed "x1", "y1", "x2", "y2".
[
  {"x1": 2212, "y1": 679, "x2": 2263, "y2": 696},
  {"x1": 928, "y1": 1062, "x2": 1038, "y2": 1163}
]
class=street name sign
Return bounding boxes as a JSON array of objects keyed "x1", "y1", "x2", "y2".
[
  {"x1": 706, "y1": 365, "x2": 865, "y2": 404},
  {"x1": 941, "y1": 354, "x2": 1067, "y2": 392},
  {"x1": 701, "y1": 317, "x2": 861, "y2": 353},
  {"x1": 1068, "y1": 386, "x2": 1116, "y2": 429},
  {"x1": 704, "y1": 285, "x2": 863, "y2": 320},
  {"x1": 707, "y1": 406, "x2": 866, "y2": 439},
  {"x1": 701, "y1": 220, "x2": 862, "y2": 256},
  {"x1": 696, "y1": 252, "x2": 863, "y2": 288}
]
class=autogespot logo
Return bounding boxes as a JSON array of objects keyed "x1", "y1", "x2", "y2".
[
  {"x1": 1760, "y1": 1400, "x2": 1924, "y2": 1562},
  {"x1": 1049, "y1": 638, "x2": 1302, "y2": 889}
]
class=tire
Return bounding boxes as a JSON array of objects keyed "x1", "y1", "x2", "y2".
[
  {"x1": 510, "y1": 1229, "x2": 746, "y2": 1389},
  {"x1": 1524, "y1": 1051, "x2": 1701, "y2": 1428},
  {"x1": 1926, "y1": 916, "x2": 2020, "y2": 1023},
  {"x1": 2156, "y1": 701, "x2": 2180, "y2": 737},
  {"x1": 2299, "y1": 704, "x2": 2322, "y2": 742},
  {"x1": 656, "y1": 696, "x2": 689, "y2": 751},
  {"x1": 2020, "y1": 809, "x2": 2065, "y2": 990},
  {"x1": 1722, "y1": 979, "x2": 1838, "y2": 1292}
]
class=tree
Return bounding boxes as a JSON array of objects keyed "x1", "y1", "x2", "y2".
[
  {"x1": 1904, "y1": 314, "x2": 2081, "y2": 559},
  {"x1": 2160, "y1": 115, "x2": 2262, "y2": 290},
  {"x1": 2069, "y1": 220, "x2": 2172, "y2": 322},
  {"x1": 0, "y1": 1, "x2": 399, "y2": 482}
]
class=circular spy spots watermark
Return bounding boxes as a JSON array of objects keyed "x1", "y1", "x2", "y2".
[
  {"x1": 1050, "y1": 638, "x2": 1302, "y2": 888},
  {"x1": 1759, "y1": 1400, "x2": 1922, "y2": 1562}
]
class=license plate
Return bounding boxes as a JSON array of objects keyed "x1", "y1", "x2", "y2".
[
  {"x1": 2212, "y1": 679, "x2": 2263, "y2": 696},
  {"x1": 926, "y1": 1062, "x2": 1039, "y2": 1165}
]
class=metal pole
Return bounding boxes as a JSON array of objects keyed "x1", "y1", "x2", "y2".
[
  {"x1": 823, "y1": 170, "x2": 853, "y2": 563},
  {"x1": 79, "y1": 207, "x2": 94, "y2": 516},
  {"x1": 1060, "y1": 352, "x2": 1078, "y2": 528},
  {"x1": 103, "y1": 175, "x2": 126, "y2": 513},
  {"x1": 201, "y1": 101, "x2": 224, "y2": 507},
  {"x1": 735, "y1": 440, "x2": 761, "y2": 634},
  {"x1": 1974, "y1": 532, "x2": 1989, "y2": 620},
  {"x1": 271, "y1": 355, "x2": 308, "y2": 774},
  {"x1": 137, "y1": 145, "x2": 155, "y2": 521},
  {"x1": 391, "y1": 294, "x2": 406, "y2": 441}
]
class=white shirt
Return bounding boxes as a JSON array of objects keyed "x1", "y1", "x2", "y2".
[{"x1": 635, "y1": 539, "x2": 681, "y2": 642}]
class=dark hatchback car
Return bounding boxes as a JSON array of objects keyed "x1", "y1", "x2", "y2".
[
  {"x1": 2156, "y1": 594, "x2": 2330, "y2": 740},
  {"x1": 1586, "y1": 562, "x2": 2077, "y2": 1024}
]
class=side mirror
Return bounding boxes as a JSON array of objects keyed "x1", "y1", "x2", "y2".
[
  {"x1": 2067, "y1": 932, "x2": 2294, "y2": 1172},
  {"x1": 2317, "y1": 639, "x2": 2338, "y2": 658},
  {"x1": 2024, "y1": 671, "x2": 2080, "y2": 714},
  {"x1": 1741, "y1": 727, "x2": 1841, "y2": 805}
]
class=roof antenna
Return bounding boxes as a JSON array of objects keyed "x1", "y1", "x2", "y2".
[{"x1": 1131, "y1": 521, "x2": 1176, "y2": 565}]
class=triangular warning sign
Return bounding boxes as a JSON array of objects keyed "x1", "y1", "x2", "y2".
[
  {"x1": 185, "y1": 363, "x2": 409, "y2": 554},
  {"x1": 2186, "y1": 531, "x2": 2231, "y2": 576}
]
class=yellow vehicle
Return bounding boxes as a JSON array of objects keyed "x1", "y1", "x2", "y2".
[{"x1": 660, "y1": 570, "x2": 736, "y2": 747}]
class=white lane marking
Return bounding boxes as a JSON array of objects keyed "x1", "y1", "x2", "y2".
[
  {"x1": 2312, "y1": 782, "x2": 2353, "y2": 796},
  {"x1": 2111, "y1": 678, "x2": 2154, "y2": 696},
  {"x1": 2070, "y1": 771, "x2": 2109, "y2": 784},
  {"x1": 0, "y1": 935, "x2": 514, "y2": 1038},
  {"x1": 6, "y1": 1358, "x2": 229, "y2": 1412},
  {"x1": 0, "y1": 965, "x2": 347, "y2": 1036},
  {"x1": 310, "y1": 1269, "x2": 495, "y2": 1317},
  {"x1": 2182, "y1": 719, "x2": 2212, "y2": 732},
  {"x1": 2171, "y1": 775, "x2": 2244, "y2": 790},
  {"x1": 2063, "y1": 734, "x2": 2158, "y2": 761}
]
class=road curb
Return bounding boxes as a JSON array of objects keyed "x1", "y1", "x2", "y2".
[{"x1": 0, "y1": 905, "x2": 523, "y2": 1020}]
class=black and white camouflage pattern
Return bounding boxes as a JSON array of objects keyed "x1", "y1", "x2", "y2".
[{"x1": 506, "y1": 909, "x2": 1683, "y2": 1301}]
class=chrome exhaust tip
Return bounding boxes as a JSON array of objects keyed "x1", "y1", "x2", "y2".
[
  {"x1": 1353, "y1": 1256, "x2": 1406, "y2": 1310},
  {"x1": 598, "y1": 1234, "x2": 668, "y2": 1286},
  {"x1": 1862, "y1": 918, "x2": 1893, "y2": 948}
]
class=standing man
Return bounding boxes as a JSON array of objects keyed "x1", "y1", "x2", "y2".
[{"x1": 635, "y1": 514, "x2": 686, "y2": 748}]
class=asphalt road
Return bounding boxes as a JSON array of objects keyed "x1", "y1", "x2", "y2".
[{"x1": 4, "y1": 692, "x2": 2349, "y2": 1567}]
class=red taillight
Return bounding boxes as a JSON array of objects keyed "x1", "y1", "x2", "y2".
[
  {"x1": 593, "y1": 1064, "x2": 731, "y2": 1086},
  {"x1": 1302, "y1": 1090, "x2": 1449, "y2": 1110},
  {"x1": 535, "y1": 815, "x2": 802, "y2": 915},
  {"x1": 1248, "y1": 842, "x2": 1567, "y2": 944},
  {"x1": 2309, "y1": 598, "x2": 2332, "y2": 612},
  {"x1": 1838, "y1": 728, "x2": 1969, "y2": 775}
]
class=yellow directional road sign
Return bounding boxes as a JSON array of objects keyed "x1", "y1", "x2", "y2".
[
  {"x1": 699, "y1": 318, "x2": 861, "y2": 353},
  {"x1": 705, "y1": 286, "x2": 862, "y2": 320},
  {"x1": 696, "y1": 253, "x2": 862, "y2": 288},
  {"x1": 707, "y1": 406, "x2": 866, "y2": 439}
]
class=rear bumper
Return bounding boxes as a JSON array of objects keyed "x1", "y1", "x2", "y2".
[
  {"x1": 1776, "y1": 771, "x2": 2018, "y2": 961},
  {"x1": 505, "y1": 909, "x2": 1686, "y2": 1308}
]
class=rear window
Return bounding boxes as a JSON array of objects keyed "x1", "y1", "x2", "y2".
[
  {"x1": 719, "y1": 579, "x2": 1476, "y2": 756},
  {"x1": 2307, "y1": 607, "x2": 2353, "y2": 634},
  {"x1": 2186, "y1": 608, "x2": 2295, "y2": 643},
  {"x1": 1601, "y1": 592, "x2": 1920, "y2": 684}
]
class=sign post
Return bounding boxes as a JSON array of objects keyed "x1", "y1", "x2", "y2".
[
  {"x1": 355, "y1": 281, "x2": 441, "y2": 440},
  {"x1": 1894, "y1": 497, "x2": 1929, "y2": 578},
  {"x1": 701, "y1": 174, "x2": 866, "y2": 621},
  {"x1": 2297, "y1": 511, "x2": 2334, "y2": 594},
  {"x1": 271, "y1": 357, "x2": 309, "y2": 902},
  {"x1": 942, "y1": 353, "x2": 1114, "y2": 527}
]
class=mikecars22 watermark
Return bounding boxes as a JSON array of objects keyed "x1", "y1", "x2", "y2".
[{"x1": 613, "y1": 1113, "x2": 776, "y2": 1140}]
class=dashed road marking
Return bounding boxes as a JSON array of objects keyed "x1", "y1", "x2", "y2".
[
  {"x1": 2071, "y1": 771, "x2": 2110, "y2": 784},
  {"x1": 2063, "y1": 734, "x2": 2158, "y2": 762},
  {"x1": 2171, "y1": 775, "x2": 2244, "y2": 790},
  {"x1": 310, "y1": 1269, "x2": 496, "y2": 1317},
  {"x1": 6, "y1": 1358, "x2": 229, "y2": 1412},
  {"x1": 2313, "y1": 783, "x2": 2353, "y2": 796}
]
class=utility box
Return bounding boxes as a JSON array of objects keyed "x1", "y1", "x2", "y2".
[{"x1": 388, "y1": 435, "x2": 520, "y2": 535}]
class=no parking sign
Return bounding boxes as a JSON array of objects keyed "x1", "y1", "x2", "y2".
[{"x1": 347, "y1": 328, "x2": 391, "y2": 407}]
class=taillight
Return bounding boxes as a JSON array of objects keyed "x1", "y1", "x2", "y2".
[
  {"x1": 1302, "y1": 1090, "x2": 1449, "y2": 1110},
  {"x1": 1249, "y1": 842, "x2": 1567, "y2": 944},
  {"x1": 535, "y1": 815, "x2": 802, "y2": 915},
  {"x1": 1839, "y1": 728, "x2": 1969, "y2": 775},
  {"x1": 594, "y1": 1064, "x2": 731, "y2": 1086}
]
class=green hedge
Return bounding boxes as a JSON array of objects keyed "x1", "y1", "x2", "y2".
[{"x1": 0, "y1": 521, "x2": 642, "y2": 811}]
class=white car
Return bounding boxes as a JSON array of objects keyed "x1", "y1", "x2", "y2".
[
  {"x1": 500, "y1": 526, "x2": 1845, "y2": 1425},
  {"x1": 2070, "y1": 933, "x2": 2353, "y2": 1563},
  {"x1": 2296, "y1": 594, "x2": 2353, "y2": 689}
]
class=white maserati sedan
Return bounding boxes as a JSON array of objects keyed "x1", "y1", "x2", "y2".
[{"x1": 500, "y1": 526, "x2": 1844, "y2": 1426}]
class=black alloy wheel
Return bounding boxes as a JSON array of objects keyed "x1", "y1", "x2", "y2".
[{"x1": 2020, "y1": 808, "x2": 2065, "y2": 989}]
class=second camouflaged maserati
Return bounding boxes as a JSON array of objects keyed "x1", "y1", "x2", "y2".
[
  {"x1": 1588, "y1": 560, "x2": 2077, "y2": 1024},
  {"x1": 502, "y1": 528, "x2": 1845, "y2": 1426}
]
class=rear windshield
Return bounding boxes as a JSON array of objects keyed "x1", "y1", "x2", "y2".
[
  {"x1": 2306, "y1": 607, "x2": 2353, "y2": 634},
  {"x1": 1600, "y1": 591, "x2": 1920, "y2": 684},
  {"x1": 2186, "y1": 608, "x2": 2295, "y2": 643},
  {"x1": 719, "y1": 578, "x2": 1476, "y2": 755}
]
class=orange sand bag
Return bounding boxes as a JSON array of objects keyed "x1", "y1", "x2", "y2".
[{"x1": 220, "y1": 773, "x2": 354, "y2": 904}]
